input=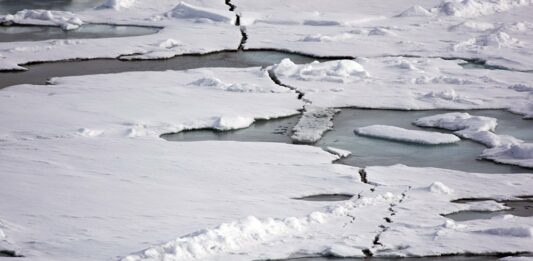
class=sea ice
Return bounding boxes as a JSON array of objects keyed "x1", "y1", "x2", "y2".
[
  {"x1": 272, "y1": 57, "x2": 533, "y2": 116},
  {"x1": 415, "y1": 112, "x2": 533, "y2": 168},
  {"x1": 0, "y1": 0, "x2": 240, "y2": 70},
  {"x1": 354, "y1": 125, "x2": 461, "y2": 145},
  {"x1": 0, "y1": 67, "x2": 302, "y2": 140},
  {"x1": 0, "y1": 138, "x2": 367, "y2": 260}
]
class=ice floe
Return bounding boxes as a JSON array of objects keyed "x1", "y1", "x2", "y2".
[
  {"x1": 272, "y1": 57, "x2": 533, "y2": 116},
  {"x1": 97, "y1": 0, "x2": 136, "y2": 10},
  {"x1": 0, "y1": 0, "x2": 240, "y2": 70},
  {"x1": 291, "y1": 106, "x2": 339, "y2": 144},
  {"x1": 123, "y1": 164, "x2": 533, "y2": 260},
  {"x1": 1, "y1": 9, "x2": 84, "y2": 30},
  {"x1": 0, "y1": 138, "x2": 366, "y2": 260},
  {"x1": 0, "y1": 67, "x2": 302, "y2": 140},
  {"x1": 354, "y1": 125, "x2": 461, "y2": 145},
  {"x1": 414, "y1": 112, "x2": 533, "y2": 168},
  {"x1": 239, "y1": 0, "x2": 533, "y2": 70},
  {"x1": 366, "y1": 164, "x2": 533, "y2": 256}
]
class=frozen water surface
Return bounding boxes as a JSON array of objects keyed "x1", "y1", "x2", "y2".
[{"x1": 0, "y1": 24, "x2": 160, "y2": 42}]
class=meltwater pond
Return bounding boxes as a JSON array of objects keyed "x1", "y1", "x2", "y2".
[
  {"x1": 163, "y1": 109, "x2": 533, "y2": 174},
  {"x1": 0, "y1": 24, "x2": 160, "y2": 42},
  {"x1": 0, "y1": 0, "x2": 104, "y2": 14}
]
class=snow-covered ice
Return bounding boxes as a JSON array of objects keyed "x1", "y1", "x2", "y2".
[
  {"x1": 415, "y1": 112, "x2": 533, "y2": 168},
  {"x1": 237, "y1": 0, "x2": 533, "y2": 70},
  {"x1": 0, "y1": 138, "x2": 367, "y2": 260},
  {"x1": 0, "y1": 67, "x2": 301, "y2": 140},
  {"x1": 272, "y1": 57, "x2": 533, "y2": 117},
  {"x1": 122, "y1": 164, "x2": 533, "y2": 260},
  {"x1": 482, "y1": 143, "x2": 533, "y2": 169},
  {"x1": 0, "y1": 0, "x2": 241, "y2": 70},
  {"x1": 354, "y1": 125, "x2": 461, "y2": 145},
  {"x1": 366, "y1": 164, "x2": 533, "y2": 257}
]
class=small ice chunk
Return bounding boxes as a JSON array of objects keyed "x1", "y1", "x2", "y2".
[
  {"x1": 354, "y1": 125, "x2": 460, "y2": 145},
  {"x1": 413, "y1": 112, "x2": 511, "y2": 147},
  {"x1": 291, "y1": 106, "x2": 339, "y2": 144},
  {"x1": 77, "y1": 128, "x2": 104, "y2": 137},
  {"x1": 158, "y1": 38, "x2": 182, "y2": 49},
  {"x1": 324, "y1": 147, "x2": 351, "y2": 158},
  {"x1": 482, "y1": 143, "x2": 533, "y2": 168},
  {"x1": 213, "y1": 116, "x2": 254, "y2": 131},
  {"x1": 397, "y1": 5, "x2": 433, "y2": 17},
  {"x1": 272, "y1": 58, "x2": 369, "y2": 83},
  {"x1": 428, "y1": 181, "x2": 454, "y2": 195},
  {"x1": 97, "y1": 0, "x2": 135, "y2": 10},
  {"x1": 166, "y1": 2, "x2": 234, "y2": 24}
]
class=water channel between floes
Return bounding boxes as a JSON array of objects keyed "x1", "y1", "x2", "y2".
[{"x1": 164, "y1": 109, "x2": 533, "y2": 174}]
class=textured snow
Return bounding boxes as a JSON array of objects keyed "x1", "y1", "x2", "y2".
[
  {"x1": 434, "y1": 0, "x2": 533, "y2": 17},
  {"x1": 97, "y1": 0, "x2": 136, "y2": 10},
  {"x1": 238, "y1": 0, "x2": 533, "y2": 70},
  {"x1": 0, "y1": 138, "x2": 366, "y2": 260},
  {"x1": 1, "y1": 9, "x2": 84, "y2": 30},
  {"x1": 354, "y1": 125, "x2": 460, "y2": 145},
  {"x1": 482, "y1": 143, "x2": 533, "y2": 168},
  {"x1": 291, "y1": 106, "x2": 339, "y2": 144},
  {"x1": 0, "y1": 67, "x2": 302, "y2": 140},
  {"x1": 272, "y1": 57, "x2": 533, "y2": 115},
  {"x1": 366, "y1": 165, "x2": 533, "y2": 257},
  {"x1": 122, "y1": 164, "x2": 533, "y2": 260},
  {"x1": 415, "y1": 112, "x2": 533, "y2": 168},
  {"x1": 397, "y1": 5, "x2": 434, "y2": 17},
  {"x1": 166, "y1": 2, "x2": 235, "y2": 24}
]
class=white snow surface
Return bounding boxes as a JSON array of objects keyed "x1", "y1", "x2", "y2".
[
  {"x1": 366, "y1": 165, "x2": 533, "y2": 257},
  {"x1": 0, "y1": 0, "x2": 240, "y2": 70},
  {"x1": 272, "y1": 57, "x2": 533, "y2": 116},
  {"x1": 1, "y1": 10, "x2": 84, "y2": 30},
  {"x1": 123, "y1": 164, "x2": 533, "y2": 260},
  {"x1": 354, "y1": 125, "x2": 461, "y2": 145},
  {"x1": 237, "y1": 0, "x2": 533, "y2": 70},
  {"x1": 0, "y1": 138, "x2": 367, "y2": 261},
  {"x1": 482, "y1": 143, "x2": 533, "y2": 168},
  {"x1": 414, "y1": 112, "x2": 533, "y2": 168},
  {"x1": 0, "y1": 67, "x2": 301, "y2": 140},
  {"x1": 166, "y1": 2, "x2": 235, "y2": 24}
]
